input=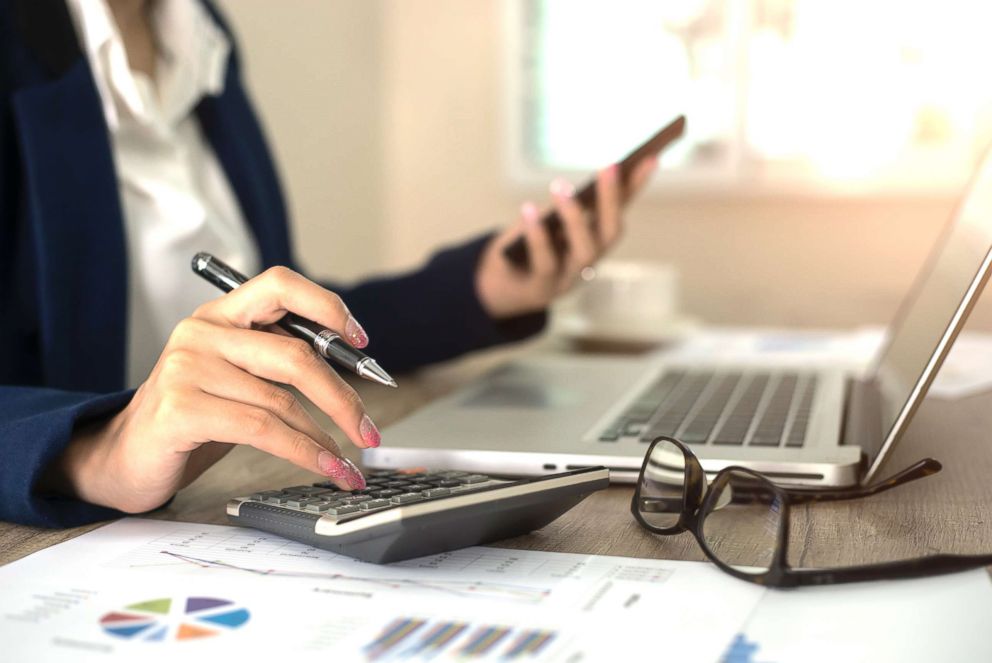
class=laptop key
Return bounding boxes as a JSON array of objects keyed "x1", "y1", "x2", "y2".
[
  {"x1": 785, "y1": 378, "x2": 817, "y2": 447},
  {"x1": 749, "y1": 376, "x2": 798, "y2": 447},
  {"x1": 711, "y1": 375, "x2": 769, "y2": 445},
  {"x1": 623, "y1": 422, "x2": 646, "y2": 437}
]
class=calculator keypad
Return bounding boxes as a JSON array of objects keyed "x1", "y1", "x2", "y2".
[{"x1": 244, "y1": 470, "x2": 505, "y2": 520}]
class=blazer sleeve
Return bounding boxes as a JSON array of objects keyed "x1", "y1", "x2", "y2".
[
  {"x1": 0, "y1": 386, "x2": 134, "y2": 527},
  {"x1": 325, "y1": 232, "x2": 547, "y2": 374}
]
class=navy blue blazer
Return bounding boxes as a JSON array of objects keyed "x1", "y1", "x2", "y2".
[{"x1": 0, "y1": 0, "x2": 545, "y2": 528}]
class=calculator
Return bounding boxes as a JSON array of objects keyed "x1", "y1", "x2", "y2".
[{"x1": 227, "y1": 467, "x2": 609, "y2": 563}]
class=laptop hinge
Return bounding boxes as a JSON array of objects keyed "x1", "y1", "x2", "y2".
[{"x1": 841, "y1": 376, "x2": 884, "y2": 475}]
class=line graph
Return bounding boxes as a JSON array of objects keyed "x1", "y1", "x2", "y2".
[{"x1": 136, "y1": 550, "x2": 552, "y2": 604}]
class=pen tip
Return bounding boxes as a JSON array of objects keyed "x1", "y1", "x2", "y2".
[{"x1": 358, "y1": 359, "x2": 398, "y2": 389}]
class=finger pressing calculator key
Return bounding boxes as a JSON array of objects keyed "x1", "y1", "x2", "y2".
[{"x1": 227, "y1": 467, "x2": 609, "y2": 563}]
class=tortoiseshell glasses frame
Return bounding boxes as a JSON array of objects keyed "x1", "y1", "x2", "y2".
[{"x1": 631, "y1": 436, "x2": 992, "y2": 587}]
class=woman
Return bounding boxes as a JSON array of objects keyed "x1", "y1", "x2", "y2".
[{"x1": 0, "y1": 0, "x2": 657, "y2": 527}]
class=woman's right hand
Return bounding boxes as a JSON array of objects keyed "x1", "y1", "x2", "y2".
[{"x1": 45, "y1": 266, "x2": 380, "y2": 514}]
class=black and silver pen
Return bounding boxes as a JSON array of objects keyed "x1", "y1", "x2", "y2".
[{"x1": 191, "y1": 252, "x2": 397, "y2": 388}]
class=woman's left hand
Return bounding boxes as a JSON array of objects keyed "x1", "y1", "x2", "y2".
[{"x1": 475, "y1": 156, "x2": 658, "y2": 319}]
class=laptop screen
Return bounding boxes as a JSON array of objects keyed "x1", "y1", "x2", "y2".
[{"x1": 868, "y1": 148, "x2": 992, "y2": 475}]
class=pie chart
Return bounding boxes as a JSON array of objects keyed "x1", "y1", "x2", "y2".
[{"x1": 99, "y1": 597, "x2": 250, "y2": 642}]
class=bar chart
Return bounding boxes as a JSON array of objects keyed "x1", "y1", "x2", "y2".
[{"x1": 364, "y1": 617, "x2": 557, "y2": 661}]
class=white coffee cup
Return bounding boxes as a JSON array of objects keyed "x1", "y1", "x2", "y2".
[{"x1": 571, "y1": 260, "x2": 681, "y2": 336}]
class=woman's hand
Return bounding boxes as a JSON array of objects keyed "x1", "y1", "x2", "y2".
[
  {"x1": 475, "y1": 156, "x2": 659, "y2": 319},
  {"x1": 46, "y1": 267, "x2": 379, "y2": 514}
]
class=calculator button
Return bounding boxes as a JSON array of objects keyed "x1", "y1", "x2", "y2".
[
  {"x1": 285, "y1": 486, "x2": 325, "y2": 495},
  {"x1": 403, "y1": 484, "x2": 432, "y2": 492},
  {"x1": 384, "y1": 481, "x2": 411, "y2": 489},
  {"x1": 342, "y1": 495, "x2": 372, "y2": 504},
  {"x1": 372, "y1": 489, "x2": 403, "y2": 498},
  {"x1": 304, "y1": 502, "x2": 333, "y2": 513},
  {"x1": 263, "y1": 494, "x2": 289, "y2": 504},
  {"x1": 359, "y1": 499, "x2": 391, "y2": 510},
  {"x1": 422, "y1": 488, "x2": 451, "y2": 498},
  {"x1": 438, "y1": 471, "x2": 469, "y2": 478},
  {"x1": 461, "y1": 475, "x2": 490, "y2": 484},
  {"x1": 436, "y1": 479, "x2": 463, "y2": 488},
  {"x1": 390, "y1": 493, "x2": 425, "y2": 504},
  {"x1": 326, "y1": 505, "x2": 360, "y2": 515},
  {"x1": 288, "y1": 497, "x2": 322, "y2": 508}
]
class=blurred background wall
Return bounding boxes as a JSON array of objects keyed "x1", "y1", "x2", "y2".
[{"x1": 217, "y1": 0, "x2": 992, "y2": 330}]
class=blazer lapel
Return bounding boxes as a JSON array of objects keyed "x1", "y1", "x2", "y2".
[
  {"x1": 11, "y1": 0, "x2": 128, "y2": 392},
  {"x1": 8, "y1": 0, "x2": 293, "y2": 393},
  {"x1": 196, "y1": 67, "x2": 295, "y2": 270}
]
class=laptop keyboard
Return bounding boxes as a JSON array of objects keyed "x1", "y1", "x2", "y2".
[{"x1": 598, "y1": 370, "x2": 817, "y2": 448}]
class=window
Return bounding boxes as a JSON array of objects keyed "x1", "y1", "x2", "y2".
[{"x1": 508, "y1": 0, "x2": 992, "y2": 194}]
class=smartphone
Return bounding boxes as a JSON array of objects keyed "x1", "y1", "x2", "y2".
[{"x1": 503, "y1": 115, "x2": 686, "y2": 270}]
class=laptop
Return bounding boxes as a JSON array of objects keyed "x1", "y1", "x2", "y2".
[{"x1": 365, "y1": 148, "x2": 992, "y2": 487}]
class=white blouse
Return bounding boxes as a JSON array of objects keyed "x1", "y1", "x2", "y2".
[{"x1": 65, "y1": 0, "x2": 262, "y2": 388}]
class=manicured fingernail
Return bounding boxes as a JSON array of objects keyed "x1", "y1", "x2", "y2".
[
  {"x1": 317, "y1": 451, "x2": 366, "y2": 490},
  {"x1": 360, "y1": 414, "x2": 381, "y2": 448},
  {"x1": 345, "y1": 315, "x2": 369, "y2": 348},
  {"x1": 550, "y1": 177, "x2": 574, "y2": 199},
  {"x1": 645, "y1": 155, "x2": 659, "y2": 170},
  {"x1": 520, "y1": 201, "x2": 540, "y2": 226},
  {"x1": 606, "y1": 163, "x2": 619, "y2": 180},
  {"x1": 342, "y1": 458, "x2": 366, "y2": 490}
]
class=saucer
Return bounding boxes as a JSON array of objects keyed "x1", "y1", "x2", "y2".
[{"x1": 554, "y1": 312, "x2": 699, "y2": 347}]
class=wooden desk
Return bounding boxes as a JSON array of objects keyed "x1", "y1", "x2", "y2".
[{"x1": 3, "y1": 345, "x2": 992, "y2": 570}]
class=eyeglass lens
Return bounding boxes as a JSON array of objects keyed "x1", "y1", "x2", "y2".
[
  {"x1": 637, "y1": 439, "x2": 689, "y2": 529},
  {"x1": 700, "y1": 469, "x2": 784, "y2": 575}
]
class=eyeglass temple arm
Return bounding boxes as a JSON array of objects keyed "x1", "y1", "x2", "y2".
[
  {"x1": 783, "y1": 458, "x2": 941, "y2": 505},
  {"x1": 789, "y1": 552, "x2": 992, "y2": 587}
]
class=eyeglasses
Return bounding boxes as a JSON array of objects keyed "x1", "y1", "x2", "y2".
[{"x1": 631, "y1": 436, "x2": 992, "y2": 587}]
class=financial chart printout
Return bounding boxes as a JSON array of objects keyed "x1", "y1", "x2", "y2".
[{"x1": 2, "y1": 519, "x2": 991, "y2": 662}]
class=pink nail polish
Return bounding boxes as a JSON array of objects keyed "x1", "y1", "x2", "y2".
[
  {"x1": 550, "y1": 177, "x2": 574, "y2": 199},
  {"x1": 360, "y1": 414, "x2": 381, "y2": 448},
  {"x1": 318, "y1": 452, "x2": 366, "y2": 490},
  {"x1": 342, "y1": 458, "x2": 366, "y2": 490},
  {"x1": 606, "y1": 163, "x2": 620, "y2": 180},
  {"x1": 345, "y1": 315, "x2": 369, "y2": 348}
]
